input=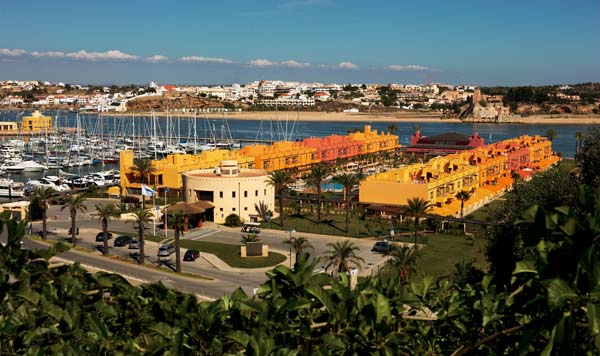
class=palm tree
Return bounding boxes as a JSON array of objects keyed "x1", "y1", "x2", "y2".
[
  {"x1": 167, "y1": 210, "x2": 187, "y2": 273},
  {"x1": 131, "y1": 158, "x2": 156, "y2": 208},
  {"x1": 545, "y1": 129, "x2": 558, "y2": 142},
  {"x1": 575, "y1": 131, "x2": 584, "y2": 156},
  {"x1": 332, "y1": 172, "x2": 362, "y2": 233},
  {"x1": 60, "y1": 194, "x2": 87, "y2": 246},
  {"x1": 131, "y1": 157, "x2": 156, "y2": 185},
  {"x1": 324, "y1": 240, "x2": 365, "y2": 274},
  {"x1": 283, "y1": 236, "x2": 313, "y2": 264},
  {"x1": 129, "y1": 207, "x2": 153, "y2": 265},
  {"x1": 305, "y1": 164, "x2": 329, "y2": 224},
  {"x1": 455, "y1": 190, "x2": 471, "y2": 218},
  {"x1": 404, "y1": 197, "x2": 432, "y2": 249},
  {"x1": 91, "y1": 203, "x2": 120, "y2": 256},
  {"x1": 266, "y1": 170, "x2": 295, "y2": 227},
  {"x1": 241, "y1": 233, "x2": 260, "y2": 244},
  {"x1": 386, "y1": 245, "x2": 418, "y2": 285},
  {"x1": 254, "y1": 200, "x2": 272, "y2": 222},
  {"x1": 31, "y1": 187, "x2": 56, "y2": 240}
]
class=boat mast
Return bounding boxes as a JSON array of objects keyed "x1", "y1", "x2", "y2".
[
  {"x1": 193, "y1": 109, "x2": 197, "y2": 155},
  {"x1": 152, "y1": 110, "x2": 157, "y2": 160}
]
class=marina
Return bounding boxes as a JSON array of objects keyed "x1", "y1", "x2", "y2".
[
  {"x1": 0, "y1": 109, "x2": 595, "y2": 200},
  {"x1": 0, "y1": 110, "x2": 594, "y2": 158}
]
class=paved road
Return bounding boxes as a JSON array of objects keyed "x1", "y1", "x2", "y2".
[{"x1": 25, "y1": 198, "x2": 390, "y2": 297}]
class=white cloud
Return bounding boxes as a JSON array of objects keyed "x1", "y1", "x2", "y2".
[
  {"x1": 249, "y1": 58, "x2": 275, "y2": 67},
  {"x1": 0, "y1": 48, "x2": 139, "y2": 61},
  {"x1": 0, "y1": 48, "x2": 28, "y2": 56},
  {"x1": 279, "y1": 60, "x2": 310, "y2": 68},
  {"x1": 180, "y1": 56, "x2": 234, "y2": 64},
  {"x1": 385, "y1": 64, "x2": 429, "y2": 71},
  {"x1": 30, "y1": 51, "x2": 66, "y2": 58},
  {"x1": 249, "y1": 58, "x2": 310, "y2": 68},
  {"x1": 146, "y1": 55, "x2": 169, "y2": 62},
  {"x1": 65, "y1": 49, "x2": 138, "y2": 61},
  {"x1": 338, "y1": 61, "x2": 358, "y2": 69}
]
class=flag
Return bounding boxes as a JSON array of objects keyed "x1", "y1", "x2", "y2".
[{"x1": 142, "y1": 184, "x2": 156, "y2": 197}]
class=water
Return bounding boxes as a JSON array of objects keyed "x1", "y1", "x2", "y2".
[
  {"x1": 321, "y1": 182, "x2": 343, "y2": 192},
  {"x1": 0, "y1": 110, "x2": 594, "y2": 167}
]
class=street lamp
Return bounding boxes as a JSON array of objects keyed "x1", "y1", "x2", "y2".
[{"x1": 287, "y1": 228, "x2": 296, "y2": 268}]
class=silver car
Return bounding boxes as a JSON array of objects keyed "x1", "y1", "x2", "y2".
[
  {"x1": 128, "y1": 239, "x2": 140, "y2": 249},
  {"x1": 158, "y1": 244, "x2": 176, "y2": 257}
]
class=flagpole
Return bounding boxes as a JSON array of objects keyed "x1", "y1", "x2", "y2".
[{"x1": 152, "y1": 191, "x2": 156, "y2": 239}]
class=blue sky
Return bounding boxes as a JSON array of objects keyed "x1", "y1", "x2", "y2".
[{"x1": 0, "y1": 0, "x2": 598, "y2": 85}]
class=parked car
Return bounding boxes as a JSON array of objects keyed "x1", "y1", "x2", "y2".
[
  {"x1": 183, "y1": 249, "x2": 200, "y2": 261},
  {"x1": 128, "y1": 239, "x2": 140, "y2": 249},
  {"x1": 371, "y1": 241, "x2": 392, "y2": 253},
  {"x1": 158, "y1": 244, "x2": 176, "y2": 257},
  {"x1": 114, "y1": 235, "x2": 132, "y2": 247},
  {"x1": 95, "y1": 231, "x2": 113, "y2": 241}
]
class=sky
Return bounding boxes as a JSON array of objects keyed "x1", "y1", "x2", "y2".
[{"x1": 0, "y1": 0, "x2": 598, "y2": 86}]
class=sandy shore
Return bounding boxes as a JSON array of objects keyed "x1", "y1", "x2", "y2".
[{"x1": 93, "y1": 110, "x2": 600, "y2": 125}]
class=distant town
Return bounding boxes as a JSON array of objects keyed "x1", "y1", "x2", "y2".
[{"x1": 1, "y1": 80, "x2": 599, "y2": 122}]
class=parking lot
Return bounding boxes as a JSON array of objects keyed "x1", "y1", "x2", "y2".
[{"x1": 32, "y1": 198, "x2": 393, "y2": 294}]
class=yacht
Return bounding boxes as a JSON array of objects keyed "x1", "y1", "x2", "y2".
[
  {"x1": 25, "y1": 178, "x2": 71, "y2": 194},
  {"x1": 0, "y1": 179, "x2": 25, "y2": 198},
  {"x1": 1, "y1": 162, "x2": 24, "y2": 173},
  {"x1": 19, "y1": 160, "x2": 47, "y2": 172}
]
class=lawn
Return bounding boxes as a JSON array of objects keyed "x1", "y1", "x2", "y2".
[
  {"x1": 381, "y1": 232, "x2": 488, "y2": 278},
  {"x1": 263, "y1": 213, "x2": 396, "y2": 238},
  {"x1": 179, "y1": 240, "x2": 286, "y2": 269},
  {"x1": 466, "y1": 199, "x2": 505, "y2": 221},
  {"x1": 415, "y1": 233, "x2": 488, "y2": 276}
]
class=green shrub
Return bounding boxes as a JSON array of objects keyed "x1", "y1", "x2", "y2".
[{"x1": 224, "y1": 213, "x2": 241, "y2": 227}]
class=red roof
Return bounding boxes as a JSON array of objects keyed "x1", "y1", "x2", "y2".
[{"x1": 162, "y1": 85, "x2": 176, "y2": 91}]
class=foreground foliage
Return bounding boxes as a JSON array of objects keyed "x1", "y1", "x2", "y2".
[{"x1": 1, "y1": 177, "x2": 600, "y2": 355}]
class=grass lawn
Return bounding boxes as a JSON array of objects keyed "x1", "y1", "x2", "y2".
[
  {"x1": 179, "y1": 240, "x2": 286, "y2": 268},
  {"x1": 466, "y1": 199, "x2": 505, "y2": 221},
  {"x1": 415, "y1": 233, "x2": 488, "y2": 276},
  {"x1": 264, "y1": 213, "x2": 396, "y2": 238},
  {"x1": 381, "y1": 233, "x2": 488, "y2": 278}
]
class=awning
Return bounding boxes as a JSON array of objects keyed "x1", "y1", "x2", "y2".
[
  {"x1": 193, "y1": 200, "x2": 215, "y2": 210},
  {"x1": 164, "y1": 202, "x2": 205, "y2": 215}
]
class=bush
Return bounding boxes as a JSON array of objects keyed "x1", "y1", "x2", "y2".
[{"x1": 224, "y1": 214, "x2": 241, "y2": 227}]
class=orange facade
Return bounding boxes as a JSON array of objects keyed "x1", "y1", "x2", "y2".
[
  {"x1": 239, "y1": 141, "x2": 317, "y2": 171},
  {"x1": 302, "y1": 134, "x2": 362, "y2": 162}
]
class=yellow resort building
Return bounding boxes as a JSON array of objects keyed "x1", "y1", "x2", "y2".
[
  {"x1": 359, "y1": 134, "x2": 560, "y2": 218},
  {"x1": 0, "y1": 122, "x2": 19, "y2": 134},
  {"x1": 22, "y1": 110, "x2": 52, "y2": 132},
  {"x1": 119, "y1": 125, "x2": 399, "y2": 196},
  {"x1": 120, "y1": 149, "x2": 254, "y2": 196}
]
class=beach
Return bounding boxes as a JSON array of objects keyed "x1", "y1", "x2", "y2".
[{"x1": 95, "y1": 110, "x2": 600, "y2": 124}]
